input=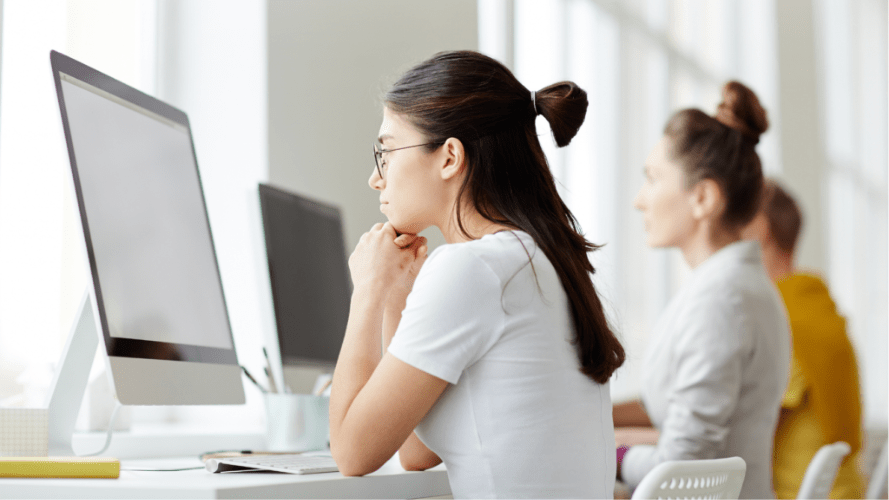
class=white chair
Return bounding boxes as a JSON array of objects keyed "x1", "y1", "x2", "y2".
[
  {"x1": 631, "y1": 456, "x2": 746, "y2": 500},
  {"x1": 796, "y1": 441, "x2": 851, "y2": 499},
  {"x1": 866, "y1": 440, "x2": 888, "y2": 500}
]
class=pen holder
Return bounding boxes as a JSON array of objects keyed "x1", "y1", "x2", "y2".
[{"x1": 264, "y1": 393, "x2": 329, "y2": 452}]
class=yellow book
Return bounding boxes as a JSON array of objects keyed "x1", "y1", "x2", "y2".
[{"x1": 0, "y1": 456, "x2": 119, "y2": 479}]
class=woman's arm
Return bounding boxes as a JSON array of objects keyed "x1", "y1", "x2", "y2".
[
  {"x1": 329, "y1": 224, "x2": 445, "y2": 476},
  {"x1": 399, "y1": 432, "x2": 443, "y2": 471},
  {"x1": 620, "y1": 301, "x2": 743, "y2": 488},
  {"x1": 382, "y1": 299, "x2": 442, "y2": 471},
  {"x1": 612, "y1": 400, "x2": 652, "y2": 428},
  {"x1": 329, "y1": 303, "x2": 447, "y2": 475}
]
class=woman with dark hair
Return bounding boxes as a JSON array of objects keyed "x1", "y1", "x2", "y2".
[
  {"x1": 613, "y1": 81, "x2": 791, "y2": 499},
  {"x1": 329, "y1": 50, "x2": 625, "y2": 498}
]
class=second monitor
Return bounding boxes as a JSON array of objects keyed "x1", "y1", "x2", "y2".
[{"x1": 258, "y1": 184, "x2": 351, "y2": 388}]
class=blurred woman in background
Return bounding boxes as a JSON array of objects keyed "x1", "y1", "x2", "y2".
[{"x1": 614, "y1": 81, "x2": 791, "y2": 499}]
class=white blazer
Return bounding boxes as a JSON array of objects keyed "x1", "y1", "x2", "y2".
[{"x1": 622, "y1": 241, "x2": 791, "y2": 500}]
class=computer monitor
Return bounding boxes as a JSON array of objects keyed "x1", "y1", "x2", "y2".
[
  {"x1": 258, "y1": 184, "x2": 350, "y2": 373},
  {"x1": 48, "y1": 50, "x2": 244, "y2": 413}
]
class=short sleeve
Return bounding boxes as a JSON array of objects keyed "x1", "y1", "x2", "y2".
[
  {"x1": 387, "y1": 245, "x2": 506, "y2": 384},
  {"x1": 781, "y1": 351, "x2": 808, "y2": 408}
]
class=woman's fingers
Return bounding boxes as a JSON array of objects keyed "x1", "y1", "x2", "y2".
[
  {"x1": 408, "y1": 237, "x2": 428, "y2": 257},
  {"x1": 394, "y1": 232, "x2": 422, "y2": 249},
  {"x1": 380, "y1": 221, "x2": 401, "y2": 237},
  {"x1": 394, "y1": 234, "x2": 413, "y2": 248}
]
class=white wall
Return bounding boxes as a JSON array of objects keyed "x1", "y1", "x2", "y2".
[{"x1": 266, "y1": 0, "x2": 478, "y2": 254}]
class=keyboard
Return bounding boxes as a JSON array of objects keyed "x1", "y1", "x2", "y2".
[{"x1": 205, "y1": 454, "x2": 339, "y2": 475}]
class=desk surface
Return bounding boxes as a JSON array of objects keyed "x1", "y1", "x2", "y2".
[{"x1": 0, "y1": 456, "x2": 450, "y2": 499}]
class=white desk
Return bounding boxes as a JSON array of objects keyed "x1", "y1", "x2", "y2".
[{"x1": 0, "y1": 456, "x2": 451, "y2": 499}]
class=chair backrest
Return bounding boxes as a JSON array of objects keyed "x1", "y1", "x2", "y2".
[
  {"x1": 631, "y1": 456, "x2": 746, "y2": 500},
  {"x1": 866, "y1": 440, "x2": 888, "y2": 500},
  {"x1": 796, "y1": 441, "x2": 851, "y2": 499}
]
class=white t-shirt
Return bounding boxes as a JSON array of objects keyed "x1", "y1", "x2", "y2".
[{"x1": 388, "y1": 230, "x2": 616, "y2": 499}]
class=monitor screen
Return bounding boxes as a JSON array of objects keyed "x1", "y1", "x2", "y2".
[
  {"x1": 51, "y1": 50, "x2": 243, "y2": 405},
  {"x1": 259, "y1": 184, "x2": 350, "y2": 367}
]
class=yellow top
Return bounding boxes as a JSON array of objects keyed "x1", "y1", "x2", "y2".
[
  {"x1": 0, "y1": 456, "x2": 119, "y2": 479},
  {"x1": 773, "y1": 273, "x2": 863, "y2": 499}
]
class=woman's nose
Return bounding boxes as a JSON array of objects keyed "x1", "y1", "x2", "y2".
[
  {"x1": 369, "y1": 169, "x2": 383, "y2": 191},
  {"x1": 632, "y1": 189, "x2": 645, "y2": 211}
]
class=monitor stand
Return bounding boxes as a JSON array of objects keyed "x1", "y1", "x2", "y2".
[{"x1": 45, "y1": 291, "x2": 104, "y2": 456}]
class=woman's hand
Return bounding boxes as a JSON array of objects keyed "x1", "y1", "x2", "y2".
[
  {"x1": 388, "y1": 232, "x2": 428, "y2": 307},
  {"x1": 348, "y1": 222, "x2": 428, "y2": 302}
]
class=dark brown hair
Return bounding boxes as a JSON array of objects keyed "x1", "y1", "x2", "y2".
[
  {"x1": 664, "y1": 81, "x2": 769, "y2": 230},
  {"x1": 761, "y1": 179, "x2": 803, "y2": 254},
  {"x1": 385, "y1": 50, "x2": 624, "y2": 384}
]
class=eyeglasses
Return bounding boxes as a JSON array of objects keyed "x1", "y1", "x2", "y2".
[{"x1": 373, "y1": 142, "x2": 443, "y2": 180}]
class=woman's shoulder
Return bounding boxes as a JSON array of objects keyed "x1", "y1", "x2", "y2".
[
  {"x1": 428, "y1": 230, "x2": 539, "y2": 284},
  {"x1": 420, "y1": 239, "x2": 503, "y2": 290},
  {"x1": 676, "y1": 265, "x2": 782, "y2": 332},
  {"x1": 691, "y1": 249, "x2": 776, "y2": 305}
]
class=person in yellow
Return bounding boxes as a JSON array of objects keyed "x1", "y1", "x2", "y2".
[{"x1": 743, "y1": 180, "x2": 864, "y2": 499}]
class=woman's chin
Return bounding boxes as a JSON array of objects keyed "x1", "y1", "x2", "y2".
[
  {"x1": 646, "y1": 234, "x2": 668, "y2": 249},
  {"x1": 381, "y1": 208, "x2": 428, "y2": 235},
  {"x1": 389, "y1": 219, "x2": 426, "y2": 236}
]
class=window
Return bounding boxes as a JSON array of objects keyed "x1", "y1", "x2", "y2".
[
  {"x1": 0, "y1": 0, "x2": 158, "y2": 405},
  {"x1": 816, "y1": 0, "x2": 888, "y2": 426}
]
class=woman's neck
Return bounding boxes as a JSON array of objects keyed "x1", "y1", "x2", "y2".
[
  {"x1": 439, "y1": 205, "x2": 514, "y2": 244},
  {"x1": 762, "y1": 244, "x2": 795, "y2": 282},
  {"x1": 680, "y1": 224, "x2": 742, "y2": 269}
]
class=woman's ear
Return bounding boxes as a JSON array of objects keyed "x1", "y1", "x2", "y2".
[
  {"x1": 689, "y1": 178, "x2": 725, "y2": 221},
  {"x1": 440, "y1": 137, "x2": 465, "y2": 181}
]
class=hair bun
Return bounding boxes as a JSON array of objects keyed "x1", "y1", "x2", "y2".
[
  {"x1": 714, "y1": 81, "x2": 769, "y2": 144},
  {"x1": 535, "y1": 81, "x2": 588, "y2": 147}
]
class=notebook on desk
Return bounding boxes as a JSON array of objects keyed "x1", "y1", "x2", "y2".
[
  {"x1": 0, "y1": 457, "x2": 120, "y2": 478},
  {"x1": 205, "y1": 453, "x2": 338, "y2": 475}
]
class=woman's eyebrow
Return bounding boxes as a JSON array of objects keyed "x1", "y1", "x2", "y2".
[{"x1": 377, "y1": 134, "x2": 394, "y2": 145}]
